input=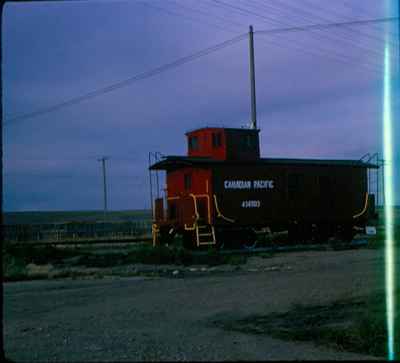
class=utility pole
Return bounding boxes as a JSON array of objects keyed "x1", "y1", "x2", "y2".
[
  {"x1": 98, "y1": 156, "x2": 109, "y2": 222},
  {"x1": 380, "y1": 158, "x2": 385, "y2": 209},
  {"x1": 148, "y1": 152, "x2": 153, "y2": 218},
  {"x1": 376, "y1": 153, "x2": 380, "y2": 206},
  {"x1": 249, "y1": 25, "x2": 257, "y2": 130}
]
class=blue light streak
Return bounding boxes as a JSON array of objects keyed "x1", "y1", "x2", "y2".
[
  {"x1": 383, "y1": 0, "x2": 397, "y2": 360},
  {"x1": 383, "y1": 44, "x2": 395, "y2": 361}
]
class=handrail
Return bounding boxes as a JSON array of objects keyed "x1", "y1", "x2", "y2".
[
  {"x1": 184, "y1": 222, "x2": 197, "y2": 231},
  {"x1": 213, "y1": 194, "x2": 235, "y2": 223},
  {"x1": 353, "y1": 192, "x2": 369, "y2": 219},
  {"x1": 366, "y1": 152, "x2": 378, "y2": 163},
  {"x1": 189, "y1": 193, "x2": 200, "y2": 220},
  {"x1": 359, "y1": 153, "x2": 371, "y2": 162},
  {"x1": 152, "y1": 223, "x2": 160, "y2": 247}
]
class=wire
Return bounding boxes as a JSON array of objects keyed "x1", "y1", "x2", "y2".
[
  {"x1": 137, "y1": 0, "x2": 237, "y2": 33},
  {"x1": 212, "y1": 0, "x2": 393, "y2": 75},
  {"x1": 296, "y1": 0, "x2": 398, "y2": 49},
  {"x1": 248, "y1": 1, "x2": 397, "y2": 72},
  {"x1": 169, "y1": 0, "x2": 244, "y2": 28},
  {"x1": 255, "y1": 16, "x2": 399, "y2": 35},
  {"x1": 5, "y1": 33, "x2": 247, "y2": 124},
  {"x1": 341, "y1": 0, "x2": 399, "y2": 39},
  {"x1": 255, "y1": 13, "x2": 399, "y2": 73},
  {"x1": 5, "y1": 15, "x2": 398, "y2": 125}
]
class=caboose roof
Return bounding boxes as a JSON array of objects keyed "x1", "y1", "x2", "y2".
[
  {"x1": 149, "y1": 155, "x2": 379, "y2": 171},
  {"x1": 185, "y1": 127, "x2": 260, "y2": 135}
]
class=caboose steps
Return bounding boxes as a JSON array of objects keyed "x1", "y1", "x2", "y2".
[{"x1": 195, "y1": 224, "x2": 216, "y2": 246}]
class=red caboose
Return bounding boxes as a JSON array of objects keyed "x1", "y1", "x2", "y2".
[{"x1": 149, "y1": 127, "x2": 377, "y2": 249}]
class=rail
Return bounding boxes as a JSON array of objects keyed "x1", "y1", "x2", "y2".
[{"x1": 8, "y1": 236, "x2": 153, "y2": 247}]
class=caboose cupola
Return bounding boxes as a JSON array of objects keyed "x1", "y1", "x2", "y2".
[{"x1": 186, "y1": 127, "x2": 260, "y2": 161}]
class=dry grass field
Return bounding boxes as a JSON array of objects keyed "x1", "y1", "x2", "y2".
[{"x1": 3, "y1": 206, "x2": 400, "y2": 360}]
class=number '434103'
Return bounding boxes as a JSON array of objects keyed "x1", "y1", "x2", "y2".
[{"x1": 241, "y1": 200, "x2": 261, "y2": 208}]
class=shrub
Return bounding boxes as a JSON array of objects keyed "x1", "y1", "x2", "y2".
[{"x1": 3, "y1": 254, "x2": 28, "y2": 281}]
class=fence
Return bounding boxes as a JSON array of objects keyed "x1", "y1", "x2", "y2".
[{"x1": 4, "y1": 220, "x2": 153, "y2": 242}]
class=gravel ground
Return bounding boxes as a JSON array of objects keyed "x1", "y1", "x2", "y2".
[{"x1": 4, "y1": 248, "x2": 388, "y2": 361}]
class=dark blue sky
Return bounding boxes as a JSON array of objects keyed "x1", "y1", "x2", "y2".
[{"x1": 3, "y1": 0, "x2": 400, "y2": 211}]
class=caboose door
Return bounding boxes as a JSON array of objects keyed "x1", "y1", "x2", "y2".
[{"x1": 196, "y1": 197, "x2": 209, "y2": 223}]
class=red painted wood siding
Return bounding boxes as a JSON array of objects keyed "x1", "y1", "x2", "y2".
[
  {"x1": 167, "y1": 167, "x2": 213, "y2": 197},
  {"x1": 186, "y1": 128, "x2": 226, "y2": 160},
  {"x1": 166, "y1": 167, "x2": 214, "y2": 226}
]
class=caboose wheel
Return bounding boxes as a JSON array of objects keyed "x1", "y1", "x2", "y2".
[
  {"x1": 214, "y1": 229, "x2": 225, "y2": 250},
  {"x1": 242, "y1": 229, "x2": 257, "y2": 250},
  {"x1": 336, "y1": 224, "x2": 356, "y2": 243},
  {"x1": 288, "y1": 222, "x2": 299, "y2": 244},
  {"x1": 313, "y1": 224, "x2": 331, "y2": 243},
  {"x1": 299, "y1": 223, "x2": 313, "y2": 244},
  {"x1": 155, "y1": 226, "x2": 175, "y2": 246}
]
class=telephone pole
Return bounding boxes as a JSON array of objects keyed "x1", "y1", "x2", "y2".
[
  {"x1": 98, "y1": 156, "x2": 109, "y2": 222},
  {"x1": 249, "y1": 25, "x2": 257, "y2": 130}
]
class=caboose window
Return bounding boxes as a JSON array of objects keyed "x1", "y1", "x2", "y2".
[
  {"x1": 188, "y1": 136, "x2": 198, "y2": 150},
  {"x1": 212, "y1": 132, "x2": 222, "y2": 148},
  {"x1": 184, "y1": 173, "x2": 192, "y2": 190},
  {"x1": 245, "y1": 134, "x2": 253, "y2": 148},
  {"x1": 240, "y1": 134, "x2": 255, "y2": 150}
]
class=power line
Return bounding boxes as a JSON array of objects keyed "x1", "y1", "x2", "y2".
[
  {"x1": 5, "y1": 16, "x2": 398, "y2": 125},
  {"x1": 4, "y1": 33, "x2": 247, "y2": 124},
  {"x1": 340, "y1": 0, "x2": 399, "y2": 40},
  {"x1": 212, "y1": 0, "x2": 394, "y2": 75},
  {"x1": 248, "y1": 1, "x2": 397, "y2": 72},
  {"x1": 137, "y1": 0, "x2": 237, "y2": 33},
  {"x1": 255, "y1": 15, "x2": 399, "y2": 73},
  {"x1": 168, "y1": 0, "x2": 313, "y2": 65},
  {"x1": 296, "y1": 0, "x2": 398, "y2": 49},
  {"x1": 255, "y1": 16, "x2": 399, "y2": 35},
  {"x1": 170, "y1": 0, "x2": 245, "y2": 28}
]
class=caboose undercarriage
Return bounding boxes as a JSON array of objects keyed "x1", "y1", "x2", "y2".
[{"x1": 151, "y1": 190, "x2": 374, "y2": 250}]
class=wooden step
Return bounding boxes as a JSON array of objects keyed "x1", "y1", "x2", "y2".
[{"x1": 199, "y1": 241, "x2": 215, "y2": 245}]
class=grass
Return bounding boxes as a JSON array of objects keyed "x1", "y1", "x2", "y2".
[
  {"x1": 2, "y1": 242, "x2": 249, "y2": 281},
  {"x1": 3, "y1": 209, "x2": 151, "y2": 225},
  {"x1": 218, "y1": 293, "x2": 399, "y2": 358},
  {"x1": 3, "y1": 255, "x2": 28, "y2": 281}
]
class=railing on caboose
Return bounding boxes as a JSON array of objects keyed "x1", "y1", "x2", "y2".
[
  {"x1": 359, "y1": 152, "x2": 384, "y2": 209},
  {"x1": 148, "y1": 151, "x2": 167, "y2": 221}
]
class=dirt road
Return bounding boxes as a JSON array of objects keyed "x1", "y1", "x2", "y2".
[{"x1": 4, "y1": 248, "x2": 387, "y2": 361}]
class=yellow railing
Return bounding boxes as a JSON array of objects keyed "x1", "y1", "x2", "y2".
[
  {"x1": 213, "y1": 194, "x2": 235, "y2": 223},
  {"x1": 352, "y1": 192, "x2": 369, "y2": 219},
  {"x1": 152, "y1": 223, "x2": 160, "y2": 247}
]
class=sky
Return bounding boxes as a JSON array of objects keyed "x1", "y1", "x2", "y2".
[{"x1": 2, "y1": 0, "x2": 400, "y2": 211}]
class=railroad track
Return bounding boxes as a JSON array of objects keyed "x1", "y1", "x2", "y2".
[{"x1": 8, "y1": 236, "x2": 152, "y2": 247}]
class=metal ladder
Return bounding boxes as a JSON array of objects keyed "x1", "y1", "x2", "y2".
[{"x1": 195, "y1": 224, "x2": 216, "y2": 246}]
